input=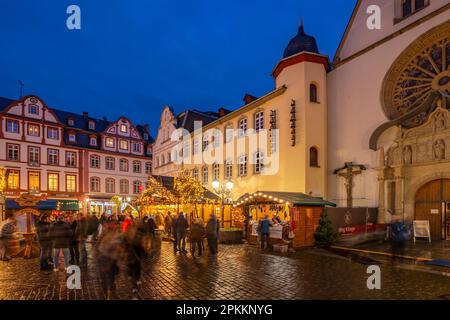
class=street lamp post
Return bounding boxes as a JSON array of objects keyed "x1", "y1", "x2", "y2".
[{"x1": 212, "y1": 180, "x2": 234, "y2": 228}]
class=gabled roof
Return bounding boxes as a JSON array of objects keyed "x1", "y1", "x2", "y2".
[{"x1": 176, "y1": 109, "x2": 219, "y2": 133}]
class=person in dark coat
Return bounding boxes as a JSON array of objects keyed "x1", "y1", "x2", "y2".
[
  {"x1": 146, "y1": 216, "x2": 156, "y2": 237},
  {"x1": 68, "y1": 215, "x2": 79, "y2": 265},
  {"x1": 75, "y1": 214, "x2": 89, "y2": 267},
  {"x1": 171, "y1": 213, "x2": 179, "y2": 253},
  {"x1": 50, "y1": 216, "x2": 73, "y2": 271},
  {"x1": 36, "y1": 215, "x2": 52, "y2": 270},
  {"x1": 190, "y1": 218, "x2": 205, "y2": 257},
  {"x1": 174, "y1": 212, "x2": 189, "y2": 254},
  {"x1": 206, "y1": 214, "x2": 220, "y2": 255}
]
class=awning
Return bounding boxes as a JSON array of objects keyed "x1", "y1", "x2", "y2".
[
  {"x1": 235, "y1": 191, "x2": 336, "y2": 207},
  {"x1": 6, "y1": 199, "x2": 58, "y2": 210},
  {"x1": 57, "y1": 200, "x2": 80, "y2": 211}
]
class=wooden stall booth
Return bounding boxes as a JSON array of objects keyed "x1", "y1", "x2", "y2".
[{"x1": 236, "y1": 191, "x2": 336, "y2": 249}]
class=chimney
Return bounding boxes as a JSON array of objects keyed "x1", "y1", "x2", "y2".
[
  {"x1": 243, "y1": 93, "x2": 258, "y2": 105},
  {"x1": 218, "y1": 108, "x2": 226, "y2": 118},
  {"x1": 82, "y1": 112, "x2": 88, "y2": 119}
]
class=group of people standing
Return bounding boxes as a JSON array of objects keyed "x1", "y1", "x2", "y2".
[
  {"x1": 35, "y1": 213, "x2": 99, "y2": 271},
  {"x1": 170, "y1": 212, "x2": 221, "y2": 257}
]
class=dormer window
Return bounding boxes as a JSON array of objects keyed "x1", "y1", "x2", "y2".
[
  {"x1": 90, "y1": 136, "x2": 97, "y2": 146},
  {"x1": 396, "y1": 0, "x2": 429, "y2": 22},
  {"x1": 28, "y1": 105, "x2": 39, "y2": 115},
  {"x1": 68, "y1": 133, "x2": 76, "y2": 143},
  {"x1": 120, "y1": 124, "x2": 127, "y2": 133},
  {"x1": 68, "y1": 118, "x2": 74, "y2": 126},
  {"x1": 105, "y1": 137, "x2": 115, "y2": 148},
  {"x1": 132, "y1": 143, "x2": 142, "y2": 153},
  {"x1": 88, "y1": 121, "x2": 96, "y2": 130}
]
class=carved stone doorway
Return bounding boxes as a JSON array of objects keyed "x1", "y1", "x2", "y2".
[{"x1": 414, "y1": 179, "x2": 450, "y2": 239}]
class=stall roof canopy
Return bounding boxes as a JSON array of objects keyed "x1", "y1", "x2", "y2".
[
  {"x1": 236, "y1": 191, "x2": 336, "y2": 207},
  {"x1": 6, "y1": 199, "x2": 58, "y2": 210},
  {"x1": 152, "y1": 175, "x2": 220, "y2": 201}
]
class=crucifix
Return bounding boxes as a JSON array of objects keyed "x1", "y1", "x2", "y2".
[{"x1": 334, "y1": 162, "x2": 366, "y2": 208}]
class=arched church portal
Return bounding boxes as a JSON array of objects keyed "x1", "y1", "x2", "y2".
[{"x1": 415, "y1": 179, "x2": 450, "y2": 239}]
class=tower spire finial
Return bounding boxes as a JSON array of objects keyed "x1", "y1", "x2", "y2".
[{"x1": 299, "y1": 16, "x2": 304, "y2": 33}]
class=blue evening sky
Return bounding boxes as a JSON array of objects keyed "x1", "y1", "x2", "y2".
[{"x1": 0, "y1": 0, "x2": 356, "y2": 137}]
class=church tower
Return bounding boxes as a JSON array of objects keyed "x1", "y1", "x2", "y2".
[{"x1": 272, "y1": 21, "x2": 329, "y2": 197}]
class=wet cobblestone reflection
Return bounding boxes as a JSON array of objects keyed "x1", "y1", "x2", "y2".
[{"x1": 0, "y1": 242, "x2": 450, "y2": 300}]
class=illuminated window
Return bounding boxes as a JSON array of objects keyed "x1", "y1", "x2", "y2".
[
  {"x1": 7, "y1": 170, "x2": 19, "y2": 189},
  {"x1": 192, "y1": 168, "x2": 199, "y2": 181},
  {"x1": 29, "y1": 172, "x2": 39, "y2": 191},
  {"x1": 119, "y1": 140, "x2": 128, "y2": 150},
  {"x1": 48, "y1": 173, "x2": 59, "y2": 191},
  {"x1": 105, "y1": 137, "x2": 115, "y2": 148},
  {"x1": 27, "y1": 124, "x2": 39, "y2": 136},
  {"x1": 66, "y1": 175, "x2": 76, "y2": 193},
  {"x1": 120, "y1": 124, "x2": 127, "y2": 133}
]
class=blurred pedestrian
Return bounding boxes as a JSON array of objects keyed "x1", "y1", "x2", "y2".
[
  {"x1": 164, "y1": 212, "x2": 172, "y2": 236},
  {"x1": 68, "y1": 215, "x2": 79, "y2": 265},
  {"x1": 95, "y1": 223, "x2": 123, "y2": 300},
  {"x1": 50, "y1": 216, "x2": 73, "y2": 271},
  {"x1": 121, "y1": 213, "x2": 133, "y2": 234},
  {"x1": 171, "y1": 213, "x2": 179, "y2": 253},
  {"x1": 206, "y1": 214, "x2": 220, "y2": 255},
  {"x1": 36, "y1": 215, "x2": 53, "y2": 270},
  {"x1": 75, "y1": 214, "x2": 89, "y2": 267},
  {"x1": 175, "y1": 212, "x2": 189, "y2": 254},
  {"x1": 190, "y1": 218, "x2": 205, "y2": 257},
  {"x1": 0, "y1": 215, "x2": 16, "y2": 261}
]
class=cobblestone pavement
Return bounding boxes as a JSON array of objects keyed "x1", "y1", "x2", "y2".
[{"x1": 1, "y1": 241, "x2": 450, "y2": 300}]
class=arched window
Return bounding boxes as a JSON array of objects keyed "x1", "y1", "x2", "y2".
[
  {"x1": 238, "y1": 118, "x2": 247, "y2": 137},
  {"x1": 133, "y1": 160, "x2": 141, "y2": 173},
  {"x1": 192, "y1": 168, "x2": 199, "y2": 181},
  {"x1": 309, "y1": 147, "x2": 319, "y2": 167},
  {"x1": 120, "y1": 179, "x2": 129, "y2": 194},
  {"x1": 90, "y1": 177, "x2": 100, "y2": 192},
  {"x1": 119, "y1": 158, "x2": 129, "y2": 171},
  {"x1": 254, "y1": 111, "x2": 264, "y2": 131},
  {"x1": 202, "y1": 166, "x2": 208, "y2": 185},
  {"x1": 133, "y1": 180, "x2": 142, "y2": 194},
  {"x1": 238, "y1": 154, "x2": 248, "y2": 177},
  {"x1": 310, "y1": 83, "x2": 318, "y2": 103},
  {"x1": 254, "y1": 151, "x2": 264, "y2": 174},
  {"x1": 213, "y1": 163, "x2": 220, "y2": 181},
  {"x1": 105, "y1": 178, "x2": 115, "y2": 193}
]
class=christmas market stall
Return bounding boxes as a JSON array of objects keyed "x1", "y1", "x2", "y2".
[
  {"x1": 135, "y1": 173, "x2": 235, "y2": 228},
  {"x1": 235, "y1": 191, "x2": 336, "y2": 250}
]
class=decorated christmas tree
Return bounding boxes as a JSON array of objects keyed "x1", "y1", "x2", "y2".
[{"x1": 314, "y1": 209, "x2": 339, "y2": 247}]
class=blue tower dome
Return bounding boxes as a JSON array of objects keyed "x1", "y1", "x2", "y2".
[{"x1": 283, "y1": 20, "x2": 319, "y2": 58}]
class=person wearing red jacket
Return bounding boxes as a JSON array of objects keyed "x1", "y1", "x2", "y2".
[{"x1": 121, "y1": 214, "x2": 133, "y2": 234}]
